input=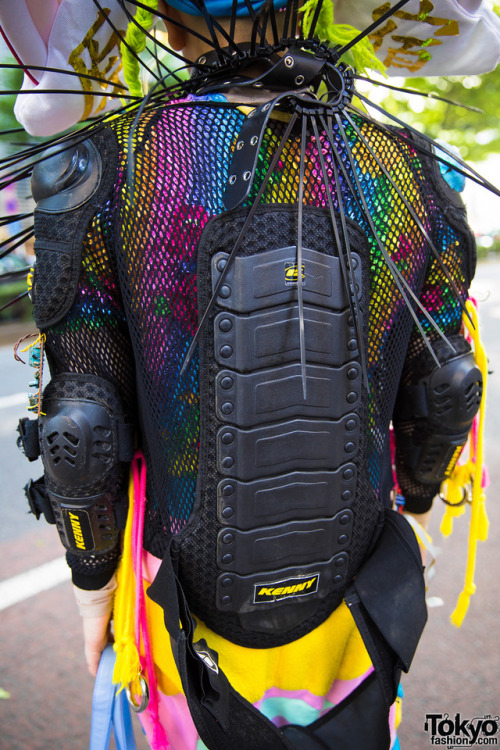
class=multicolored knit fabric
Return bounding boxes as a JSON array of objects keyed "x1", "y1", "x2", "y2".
[{"x1": 44, "y1": 94, "x2": 471, "y2": 558}]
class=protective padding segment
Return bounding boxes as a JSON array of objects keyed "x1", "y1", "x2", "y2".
[
  {"x1": 217, "y1": 416, "x2": 359, "y2": 480},
  {"x1": 216, "y1": 552, "x2": 349, "y2": 619},
  {"x1": 217, "y1": 512, "x2": 353, "y2": 575},
  {"x1": 214, "y1": 306, "x2": 359, "y2": 371},
  {"x1": 217, "y1": 465, "x2": 357, "y2": 530},
  {"x1": 211, "y1": 247, "x2": 362, "y2": 313},
  {"x1": 399, "y1": 349, "x2": 482, "y2": 484},
  {"x1": 215, "y1": 363, "x2": 361, "y2": 427},
  {"x1": 39, "y1": 374, "x2": 133, "y2": 554},
  {"x1": 31, "y1": 140, "x2": 101, "y2": 213}
]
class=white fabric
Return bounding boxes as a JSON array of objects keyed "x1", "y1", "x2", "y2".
[
  {"x1": 335, "y1": 0, "x2": 500, "y2": 76},
  {"x1": 0, "y1": 0, "x2": 133, "y2": 136},
  {"x1": 1, "y1": 0, "x2": 499, "y2": 135}
]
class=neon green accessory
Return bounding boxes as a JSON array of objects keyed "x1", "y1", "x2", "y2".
[
  {"x1": 121, "y1": 0, "x2": 159, "y2": 97},
  {"x1": 299, "y1": 0, "x2": 386, "y2": 76},
  {"x1": 439, "y1": 298, "x2": 489, "y2": 627}
]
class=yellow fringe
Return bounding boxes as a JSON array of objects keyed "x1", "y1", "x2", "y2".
[
  {"x1": 112, "y1": 471, "x2": 141, "y2": 690},
  {"x1": 439, "y1": 300, "x2": 488, "y2": 627}
]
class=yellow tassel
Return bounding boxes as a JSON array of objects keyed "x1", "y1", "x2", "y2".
[
  {"x1": 445, "y1": 299, "x2": 488, "y2": 627},
  {"x1": 450, "y1": 584, "x2": 476, "y2": 628},
  {"x1": 113, "y1": 471, "x2": 141, "y2": 690}
]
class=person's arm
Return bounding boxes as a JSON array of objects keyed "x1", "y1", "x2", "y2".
[
  {"x1": 25, "y1": 130, "x2": 136, "y2": 671},
  {"x1": 392, "y1": 142, "x2": 480, "y2": 521},
  {"x1": 73, "y1": 578, "x2": 117, "y2": 676}
]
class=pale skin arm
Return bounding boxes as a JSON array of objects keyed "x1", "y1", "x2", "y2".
[
  {"x1": 83, "y1": 613, "x2": 113, "y2": 677},
  {"x1": 74, "y1": 579, "x2": 116, "y2": 676}
]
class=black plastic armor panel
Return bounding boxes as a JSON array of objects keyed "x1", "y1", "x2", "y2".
[
  {"x1": 211, "y1": 247, "x2": 362, "y2": 312},
  {"x1": 176, "y1": 205, "x2": 372, "y2": 644},
  {"x1": 38, "y1": 373, "x2": 133, "y2": 555},
  {"x1": 217, "y1": 416, "x2": 360, "y2": 480},
  {"x1": 217, "y1": 465, "x2": 357, "y2": 530},
  {"x1": 214, "y1": 306, "x2": 359, "y2": 369},
  {"x1": 212, "y1": 236, "x2": 362, "y2": 630}
]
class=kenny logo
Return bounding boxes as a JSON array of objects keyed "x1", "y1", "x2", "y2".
[
  {"x1": 284, "y1": 262, "x2": 305, "y2": 287},
  {"x1": 254, "y1": 574, "x2": 319, "y2": 604},
  {"x1": 63, "y1": 508, "x2": 93, "y2": 551}
]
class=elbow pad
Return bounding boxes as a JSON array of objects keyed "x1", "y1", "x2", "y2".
[
  {"x1": 39, "y1": 373, "x2": 134, "y2": 556},
  {"x1": 395, "y1": 340, "x2": 482, "y2": 486}
]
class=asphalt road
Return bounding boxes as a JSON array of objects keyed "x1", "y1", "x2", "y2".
[{"x1": 1, "y1": 258, "x2": 500, "y2": 749}]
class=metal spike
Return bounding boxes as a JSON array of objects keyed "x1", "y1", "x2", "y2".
[
  {"x1": 0, "y1": 62, "x2": 128, "y2": 91},
  {"x1": 327, "y1": 113, "x2": 451, "y2": 365},
  {"x1": 312, "y1": 116, "x2": 369, "y2": 389},
  {"x1": 352, "y1": 94, "x2": 500, "y2": 198},
  {"x1": 0, "y1": 290, "x2": 29, "y2": 314},
  {"x1": 334, "y1": 0, "x2": 413, "y2": 61},
  {"x1": 307, "y1": 0, "x2": 326, "y2": 41},
  {"x1": 343, "y1": 109, "x2": 472, "y2": 328},
  {"x1": 297, "y1": 113, "x2": 308, "y2": 400},
  {"x1": 354, "y1": 75, "x2": 483, "y2": 113}
]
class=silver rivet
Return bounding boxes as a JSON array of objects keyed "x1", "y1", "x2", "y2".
[
  {"x1": 199, "y1": 56, "x2": 206, "y2": 64},
  {"x1": 295, "y1": 75, "x2": 305, "y2": 86},
  {"x1": 248, "y1": 110, "x2": 255, "y2": 117},
  {"x1": 236, "y1": 140, "x2": 244, "y2": 150},
  {"x1": 229, "y1": 175, "x2": 237, "y2": 185},
  {"x1": 284, "y1": 56, "x2": 294, "y2": 68},
  {"x1": 253, "y1": 81, "x2": 263, "y2": 88},
  {"x1": 243, "y1": 171, "x2": 251, "y2": 181},
  {"x1": 262, "y1": 102, "x2": 271, "y2": 111},
  {"x1": 250, "y1": 135, "x2": 258, "y2": 146}
]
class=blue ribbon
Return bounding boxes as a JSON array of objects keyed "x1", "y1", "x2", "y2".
[{"x1": 89, "y1": 645, "x2": 137, "y2": 750}]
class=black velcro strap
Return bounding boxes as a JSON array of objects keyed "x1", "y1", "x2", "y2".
[
  {"x1": 25, "y1": 476, "x2": 55, "y2": 524},
  {"x1": 283, "y1": 672, "x2": 391, "y2": 750},
  {"x1": 345, "y1": 510, "x2": 427, "y2": 706},
  {"x1": 17, "y1": 418, "x2": 41, "y2": 462},
  {"x1": 147, "y1": 545, "x2": 294, "y2": 750}
]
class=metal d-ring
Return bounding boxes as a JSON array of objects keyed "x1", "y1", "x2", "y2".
[
  {"x1": 126, "y1": 673, "x2": 150, "y2": 713},
  {"x1": 439, "y1": 486, "x2": 470, "y2": 508}
]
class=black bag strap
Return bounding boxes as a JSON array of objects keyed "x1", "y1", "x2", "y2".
[
  {"x1": 147, "y1": 509, "x2": 426, "y2": 749},
  {"x1": 345, "y1": 509, "x2": 427, "y2": 708},
  {"x1": 147, "y1": 543, "x2": 293, "y2": 750}
]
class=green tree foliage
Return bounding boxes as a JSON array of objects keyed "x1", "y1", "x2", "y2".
[
  {"x1": 368, "y1": 2, "x2": 500, "y2": 162},
  {"x1": 370, "y1": 65, "x2": 500, "y2": 162},
  {"x1": 0, "y1": 55, "x2": 33, "y2": 151}
]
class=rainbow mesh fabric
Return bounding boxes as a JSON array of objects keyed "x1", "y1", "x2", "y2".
[{"x1": 43, "y1": 94, "x2": 473, "y2": 565}]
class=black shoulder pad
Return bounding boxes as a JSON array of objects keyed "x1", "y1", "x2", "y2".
[
  {"x1": 31, "y1": 139, "x2": 101, "y2": 213},
  {"x1": 31, "y1": 129, "x2": 119, "y2": 329}
]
